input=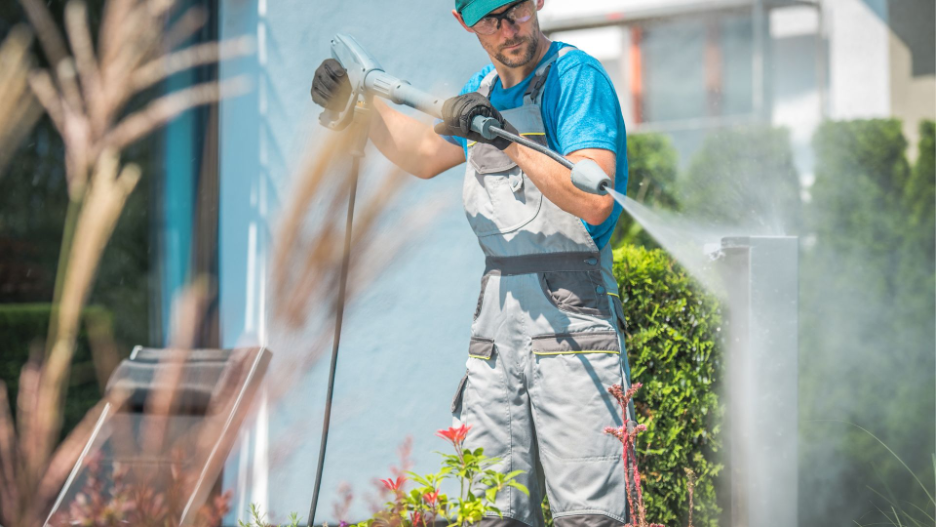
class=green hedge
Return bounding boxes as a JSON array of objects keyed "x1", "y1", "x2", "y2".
[
  {"x1": 680, "y1": 125, "x2": 801, "y2": 233},
  {"x1": 0, "y1": 304, "x2": 110, "y2": 438},
  {"x1": 613, "y1": 245, "x2": 724, "y2": 527},
  {"x1": 801, "y1": 119, "x2": 935, "y2": 525},
  {"x1": 611, "y1": 132, "x2": 680, "y2": 249}
]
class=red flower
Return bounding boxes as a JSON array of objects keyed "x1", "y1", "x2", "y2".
[
  {"x1": 435, "y1": 424, "x2": 471, "y2": 445},
  {"x1": 379, "y1": 475, "x2": 406, "y2": 492},
  {"x1": 423, "y1": 490, "x2": 439, "y2": 504},
  {"x1": 411, "y1": 511, "x2": 424, "y2": 527}
]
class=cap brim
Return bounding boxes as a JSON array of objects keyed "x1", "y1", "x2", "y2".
[{"x1": 460, "y1": 0, "x2": 517, "y2": 28}]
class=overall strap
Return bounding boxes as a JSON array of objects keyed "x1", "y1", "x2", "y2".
[
  {"x1": 524, "y1": 45, "x2": 577, "y2": 105},
  {"x1": 476, "y1": 69, "x2": 500, "y2": 97}
]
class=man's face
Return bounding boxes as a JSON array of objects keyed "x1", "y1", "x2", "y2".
[{"x1": 472, "y1": 0, "x2": 543, "y2": 68}]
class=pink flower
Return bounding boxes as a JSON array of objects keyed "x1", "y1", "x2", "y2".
[
  {"x1": 379, "y1": 475, "x2": 406, "y2": 492},
  {"x1": 608, "y1": 383, "x2": 643, "y2": 407},
  {"x1": 436, "y1": 424, "x2": 471, "y2": 445},
  {"x1": 604, "y1": 425, "x2": 626, "y2": 441}
]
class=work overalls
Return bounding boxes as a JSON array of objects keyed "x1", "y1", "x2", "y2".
[{"x1": 451, "y1": 48, "x2": 634, "y2": 527}]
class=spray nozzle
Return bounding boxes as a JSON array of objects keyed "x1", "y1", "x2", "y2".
[{"x1": 571, "y1": 159, "x2": 611, "y2": 196}]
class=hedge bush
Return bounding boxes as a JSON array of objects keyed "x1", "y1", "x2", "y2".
[
  {"x1": 800, "y1": 119, "x2": 935, "y2": 525},
  {"x1": 612, "y1": 244, "x2": 724, "y2": 527},
  {"x1": 0, "y1": 304, "x2": 111, "y2": 438},
  {"x1": 680, "y1": 125, "x2": 801, "y2": 234}
]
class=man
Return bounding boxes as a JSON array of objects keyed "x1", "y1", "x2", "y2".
[{"x1": 311, "y1": 0, "x2": 632, "y2": 525}]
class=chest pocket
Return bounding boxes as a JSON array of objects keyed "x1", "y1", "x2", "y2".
[{"x1": 463, "y1": 138, "x2": 545, "y2": 237}]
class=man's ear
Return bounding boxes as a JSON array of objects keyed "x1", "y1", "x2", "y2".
[
  {"x1": 452, "y1": 9, "x2": 475, "y2": 32},
  {"x1": 535, "y1": 0, "x2": 545, "y2": 10}
]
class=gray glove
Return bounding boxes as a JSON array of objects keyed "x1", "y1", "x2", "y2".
[
  {"x1": 433, "y1": 93, "x2": 515, "y2": 150},
  {"x1": 311, "y1": 58, "x2": 352, "y2": 111}
]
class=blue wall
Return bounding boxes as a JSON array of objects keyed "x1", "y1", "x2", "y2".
[{"x1": 218, "y1": 1, "x2": 491, "y2": 524}]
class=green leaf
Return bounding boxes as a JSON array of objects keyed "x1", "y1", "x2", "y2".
[
  {"x1": 507, "y1": 482, "x2": 530, "y2": 496},
  {"x1": 485, "y1": 487, "x2": 497, "y2": 503}
]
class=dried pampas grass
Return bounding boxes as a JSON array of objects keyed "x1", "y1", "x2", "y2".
[
  {"x1": 0, "y1": 0, "x2": 252, "y2": 524},
  {"x1": 0, "y1": 26, "x2": 42, "y2": 175}
]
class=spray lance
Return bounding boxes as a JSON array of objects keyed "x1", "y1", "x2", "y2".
[
  {"x1": 306, "y1": 33, "x2": 610, "y2": 526},
  {"x1": 321, "y1": 33, "x2": 612, "y2": 195}
]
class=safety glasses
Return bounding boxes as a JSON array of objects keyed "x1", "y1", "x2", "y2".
[{"x1": 472, "y1": 0, "x2": 536, "y2": 35}]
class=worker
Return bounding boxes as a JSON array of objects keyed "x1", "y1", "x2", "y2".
[{"x1": 311, "y1": 0, "x2": 632, "y2": 525}]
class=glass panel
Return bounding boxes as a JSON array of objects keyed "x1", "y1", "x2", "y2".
[
  {"x1": 641, "y1": 18, "x2": 707, "y2": 122},
  {"x1": 720, "y1": 14, "x2": 754, "y2": 115}
]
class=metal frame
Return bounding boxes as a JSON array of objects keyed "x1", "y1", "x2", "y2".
[{"x1": 718, "y1": 236, "x2": 799, "y2": 526}]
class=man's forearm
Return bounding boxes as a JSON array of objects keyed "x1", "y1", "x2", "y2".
[
  {"x1": 368, "y1": 99, "x2": 464, "y2": 179},
  {"x1": 503, "y1": 142, "x2": 615, "y2": 226}
]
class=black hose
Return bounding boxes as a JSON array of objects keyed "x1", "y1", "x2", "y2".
[
  {"x1": 489, "y1": 125, "x2": 574, "y2": 170},
  {"x1": 307, "y1": 154, "x2": 360, "y2": 527}
]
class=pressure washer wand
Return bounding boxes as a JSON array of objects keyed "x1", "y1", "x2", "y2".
[
  {"x1": 320, "y1": 33, "x2": 612, "y2": 196},
  {"x1": 471, "y1": 118, "x2": 610, "y2": 195},
  {"x1": 489, "y1": 124, "x2": 572, "y2": 169}
]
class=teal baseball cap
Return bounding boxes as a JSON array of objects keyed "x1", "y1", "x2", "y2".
[{"x1": 456, "y1": 0, "x2": 516, "y2": 27}]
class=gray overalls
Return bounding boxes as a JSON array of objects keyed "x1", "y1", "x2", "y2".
[{"x1": 451, "y1": 48, "x2": 634, "y2": 527}]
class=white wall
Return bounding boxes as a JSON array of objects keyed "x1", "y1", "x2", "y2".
[
  {"x1": 825, "y1": 0, "x2": 891, "y2": 120},
  {"x1": 540, "y1": 0, "x2": 751, "y2": 25},
  {"x1": 218, "y1": 1, "x2": 491, "y2": 524}
]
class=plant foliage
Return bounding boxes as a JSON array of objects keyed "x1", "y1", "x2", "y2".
[
  {"x1": 680, "y1": 125, "x2": 801, "y2": 234},
  {"x1": 0, "y1": 304, "x2": 107, "y2": 437},
  {"x1": 612, "y1": 245, "x2": 724, "y2": 527},
  {"x1": 800, "y1": 119, "x2": 935, "y2": 525}
]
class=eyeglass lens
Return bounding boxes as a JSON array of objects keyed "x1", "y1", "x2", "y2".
[{"x1": 473, "y1": 1, "x2": 534, "y2": 35}]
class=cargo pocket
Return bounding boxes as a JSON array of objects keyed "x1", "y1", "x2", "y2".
[
  {"x1": 465, "y1": 143, "x2": 543, "y2": 236},
  {"x1": 468, "y1": 336, "x2": 495, "y2": 360},
  {"x1": 530, "y1": 330, "x2": 624, "y2": 460},
  {"x1": 531, "y1": 331, "x2": 620, "y2": 356},
  {"x1": 539, "y1": 270, "x2": 610, "y2": 317},
  {"x1": 451, "y1": 371, "x2": 468, "y2": 414}
]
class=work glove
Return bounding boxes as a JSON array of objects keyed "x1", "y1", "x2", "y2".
[
  {"x1": 433, "y1": 93, "x2": 515, "y2": 151},
  {"x1": 311, "y1": 58, "x2": 353, "y2": 111}
]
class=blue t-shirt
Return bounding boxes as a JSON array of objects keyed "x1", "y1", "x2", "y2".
[{"x1": 445, "y1": 41, "x2": 628, "y2": 250}]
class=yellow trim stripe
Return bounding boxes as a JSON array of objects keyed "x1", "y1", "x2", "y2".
[
  {"x1": 607, "y1": 292, "x2": 620, "y2": 298},
  {"x1": 469, "y1": 132, "x2": 542, "y2": 147},
  {"x1": 469, "y1": 354, "x2": 492, "y2": 360},
  {"x1": 533, "y1": 350, "x2": 620, "y2": 356}
]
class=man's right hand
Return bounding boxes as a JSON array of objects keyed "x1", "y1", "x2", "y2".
[
  {"x1": 433, "y1": 93, "x2": 513, "y2": 150},
  {"x1": 311, "y1": 58, "x2": 352, "y2": 111}
]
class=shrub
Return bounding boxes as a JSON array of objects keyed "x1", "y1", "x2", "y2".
[
  {"x1": 613, "y1": 244, "x2": 724, "y2": 526},
  {"x1": 0, "y1": 304, "x2": 110, "y2": 438},
  {"x1": 611, "y1": 132, "x2": 680, "y2": 249},
  {"x1": 800, "y1": 119, "x2": 935, "y2": 525},
  {"x1": 680, "y1": 125, "x2": 801, "y2": 234},
  {"x1": 907, "y1": 120, "x2": 935, "y2": 269}
]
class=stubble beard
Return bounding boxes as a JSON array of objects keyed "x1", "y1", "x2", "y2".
[{"x1": 489, "y1": 17, "x2": 542, "y2": 68}]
